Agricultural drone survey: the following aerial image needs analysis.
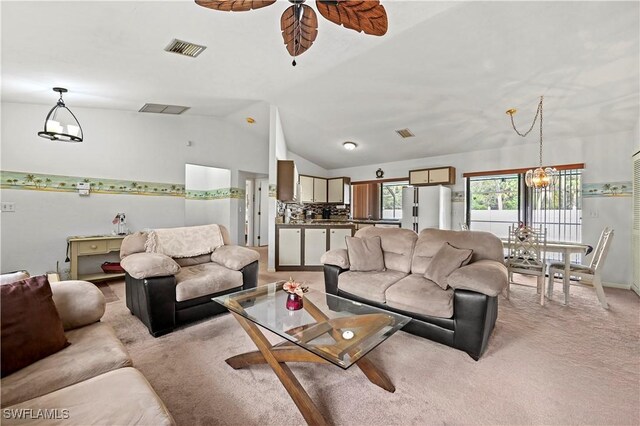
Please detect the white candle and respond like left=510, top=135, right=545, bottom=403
left=46, top=120, right=63, bottom=134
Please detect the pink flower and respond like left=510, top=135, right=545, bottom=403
left=283, top=279, right=308, bottom=297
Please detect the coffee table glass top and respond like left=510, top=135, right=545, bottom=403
left=213, top=282, right=410, bottom=369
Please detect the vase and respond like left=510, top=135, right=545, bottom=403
left=285, top=293, right=303, bottom=311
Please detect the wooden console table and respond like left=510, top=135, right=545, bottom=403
left=68, top=235, right=126, bottom=281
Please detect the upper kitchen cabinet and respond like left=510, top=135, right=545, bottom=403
left=277, top=160, right=299, bottom=202
left=409, top=166, right=456, bottom=186
left=327, top=177, right=351, bottom=204
left=299, top=175, right=328, bottom=203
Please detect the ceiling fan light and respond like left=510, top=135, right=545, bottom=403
left=343, top=141, right=357, bottom=150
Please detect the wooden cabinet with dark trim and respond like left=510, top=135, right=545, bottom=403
left=327, top=177, right=351, bottom=204
left=277, top=160, right=299, bottom=202
left=276, top=224, right=355, bottom=271
left=409, top=166, right=456, bottom=186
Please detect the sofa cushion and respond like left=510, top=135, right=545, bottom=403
left=354, top=227, right=418, bottom=274
left=211, top=246, right=260, bottom=270
left=338, top=270, right=407, bottom=304
left=2, top=368, right=175, bottom=426
left=385, top=274, right=454, bottom=318
left=1, top=276, right=69, bottom=378
left=412, top=229, right=504, bottom=275
left=51, top=280, right=105, bottom=331
left=175, top=263, right=243, bottom=302
left=0, top=270, right=29, bottom=285
left=423, top=242, right=473, bottom=290
left=121, top=253, right=181, bottom=279
left=447, top=259, right=508, bottom=297
left=0, top=322, right=132, bottom=408
left=174, top=254, right=212, bottom=267
left=119, top=231, right=148, bottom=259
left=345, top=236, right=385, bottom=272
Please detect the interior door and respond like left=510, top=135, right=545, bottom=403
left=254, top=178, right=269, bottom=246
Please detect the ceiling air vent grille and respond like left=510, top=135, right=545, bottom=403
left=164, top=39, right=206, bottom=58
left=139, top=104, right=190, bottom=115
left=395, top=128, right=415, bottom=138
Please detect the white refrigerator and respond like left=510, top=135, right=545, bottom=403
left=401, top=185, right=451, bottom=232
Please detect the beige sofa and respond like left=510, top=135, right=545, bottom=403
left=322, top=227, right=508, bottom=360
left=0, top=280, right=174, bottom=425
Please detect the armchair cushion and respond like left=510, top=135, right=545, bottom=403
left=424, top=242, right=473, bottom=290
left=345, top=236, right=385, bottom=272
left=121, top=253, right=180, bottom=280
left=210, top=246, right=260, bottom=271
left=0, top=270, right=30, bottom=285
left=320, top=249, right=350, bottom=269
left=119, top=231, right=148, bottom=259
left=51, top=280, right=105, bottom=331
left=1, top=276, right=69, bottom=378
left=447, top=259, right=508, bottom=297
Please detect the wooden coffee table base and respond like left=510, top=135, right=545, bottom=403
left=227, top=312, right=395, bottom=426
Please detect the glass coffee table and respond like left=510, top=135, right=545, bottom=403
left=213, top=281, right=410, bottom=425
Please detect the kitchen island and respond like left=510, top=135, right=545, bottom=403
left=275, top=219, right=401, bottom=271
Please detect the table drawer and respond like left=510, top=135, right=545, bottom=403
left=76, top=240, right=108, bottom=255
left=106, top=239, right=123, bottom=251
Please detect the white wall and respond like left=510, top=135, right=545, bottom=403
left=329, top=131, right=636, bottom=286
left=184, top=164, right=232, bottom=230
left=287, top=151, right=328, bottom=177
left=0, top=102, right=269, bottom=276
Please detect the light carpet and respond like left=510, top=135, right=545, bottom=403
left=102, top=248, right=639, bottom=425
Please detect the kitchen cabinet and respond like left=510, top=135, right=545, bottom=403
left=313, top=177, right=327, bottom=203
left=409, top=166, right=456, bottom=186
left=277, top=228, right=301, bottom=266
left=277, top=160, right=299, bottom=202
left=329, top=228, right=352, bottom=250
left=299, top=175, right=314, bottom=203
left=299, top=175, right=328, bottom=203
left=304, top=228, right=327, bottom=266
left=276, top=224, right=355, bottom=270
left=327, top=177, right=351, bottom=204
left=352, top=183, right=381, bottom=220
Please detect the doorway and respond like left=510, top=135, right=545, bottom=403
left=254, top=178, right=269, bottom=247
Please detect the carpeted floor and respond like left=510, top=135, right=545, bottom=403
left=101, top=247, right=640, bottom=425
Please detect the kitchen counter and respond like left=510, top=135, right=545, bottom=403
left=277, top=219, right=401, bottom=227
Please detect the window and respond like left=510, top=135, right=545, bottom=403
left=381, top=181, right=407, bottom=219
left=466, top=165, right=583, bottom=260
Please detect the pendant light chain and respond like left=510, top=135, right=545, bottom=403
left=539, top=96, right=543, bottom=167
left=508, top=96, right=543, bottom=138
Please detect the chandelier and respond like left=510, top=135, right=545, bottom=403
left=506, top=96, right=557, bottom=189
left=37, top=87, right=83, bottom=142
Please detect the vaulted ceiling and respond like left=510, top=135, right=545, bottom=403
left=2, top=1, right=638, bottom=169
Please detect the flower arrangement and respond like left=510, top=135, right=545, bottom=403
left=283, top=278, right=308, bottom=297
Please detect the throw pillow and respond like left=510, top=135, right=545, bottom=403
left=345, top=236, right=385, bottom=272
left=424, top=242, right=473, bottom=290
left=1, top=275, right=70, bottom=378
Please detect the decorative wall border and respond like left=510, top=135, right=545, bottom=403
left=582, top=181, right=632, bottom=198
left=1, top=170, right=244, bottom=200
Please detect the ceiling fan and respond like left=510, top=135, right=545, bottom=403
left=194, top=0, right=388, bottom=66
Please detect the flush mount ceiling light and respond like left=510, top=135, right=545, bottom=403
left=506, top=96, right=558, bottom=190
left=37, top=87, right=83, bottom=142
left=343, top=141, right=357, bottom=150
left=195, top=0, right=388, bottom=66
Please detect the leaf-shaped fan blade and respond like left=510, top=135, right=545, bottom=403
left=281, top=4, right=318, bottom=57
left=316, top=0, right=387, bottom=36
left=195, top=0, right=276, bottom=12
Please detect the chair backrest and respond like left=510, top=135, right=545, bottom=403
left=589, top=227, right=614, bottom=272
left=507, top=224, right=547, bottom=268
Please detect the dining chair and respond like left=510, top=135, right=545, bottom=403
left=505, top=224, right=547, bottom=305
left=547, top=227, right=614, bottom=309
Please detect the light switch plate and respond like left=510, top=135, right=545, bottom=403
left=1, top=202, right=16, bottom=212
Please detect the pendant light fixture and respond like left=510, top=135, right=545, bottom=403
left=506, top=96, right=557, bottom=189
left=38, top=87, right=83, bottom=142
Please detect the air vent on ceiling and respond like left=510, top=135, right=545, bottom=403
left=164, top=39, right=207, bottom=58
left=139, top=103, right=190, bottom=115
left=395, top=128, right=415, bottom=139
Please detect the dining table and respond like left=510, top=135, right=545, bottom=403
left=500, top=238, right=592, bottom=299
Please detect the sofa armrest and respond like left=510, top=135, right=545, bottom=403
left=320, top=249, right=350, bottom=269
left=240, top=261, right=259, bottom=290
left=211, top=246, right=260, bottom=271
left=323, top=264, right=349, bottom=295
left=446, top=260, right=508, bottom=297
left=51, top=280, right=106, bottom=331
left=121, top=253, right=180, bottom=279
